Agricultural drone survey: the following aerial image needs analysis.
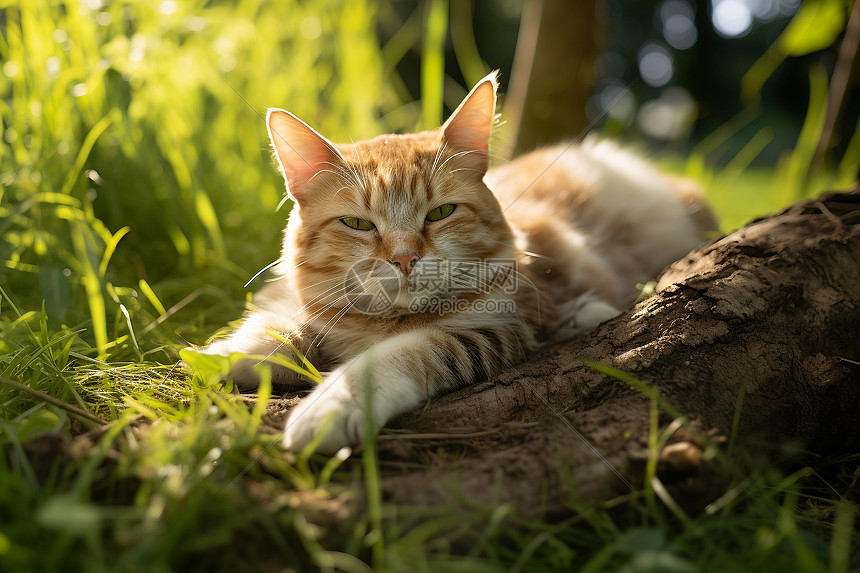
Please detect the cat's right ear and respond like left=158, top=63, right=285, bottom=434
left=267, top=109, right=343, bottom=202
left=441, top=70, right=499, bottom=173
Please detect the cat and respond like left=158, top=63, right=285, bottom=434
left=198, top=71, right=713, bottom=455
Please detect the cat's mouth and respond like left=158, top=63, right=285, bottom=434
left=340, top=256, right=515, bottom=317
left=342, top=258, right=461, bottom=316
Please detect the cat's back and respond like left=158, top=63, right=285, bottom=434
left=487, top=139, right=710, bottom=228
left=485, top=140, right=714, bottom=298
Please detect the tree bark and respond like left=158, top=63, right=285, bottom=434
left=364, top=189, right=860, bottom=517
left=503, top=0, right=598, bottom=157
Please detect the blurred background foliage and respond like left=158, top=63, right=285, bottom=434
left=0, top=0, right=859, bottom=569
left=1, top=0, right=858, bottom=361
left=1, top=0, right=409, bottom=364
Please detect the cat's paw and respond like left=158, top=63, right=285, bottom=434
left=551, top=295, right=622, bottom=342
left=282, top=348, right=425, bottom=455
left=574, top=298, right=621, bottom=330
left=282, top=372, right=373, bottom=455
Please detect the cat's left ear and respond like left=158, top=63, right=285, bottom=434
left=441, top=70, right=499, bottom=173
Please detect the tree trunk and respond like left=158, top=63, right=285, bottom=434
left=365, top=189, right=860, bottom=517
left=503, top=0, right=598, bottom=157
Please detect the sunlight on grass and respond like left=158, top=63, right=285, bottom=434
left=0, top=0, right=857, bottom=570
left=0, top=1, right=413, bottom=568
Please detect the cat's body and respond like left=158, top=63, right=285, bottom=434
left=200, top=73, right=713, bottom=454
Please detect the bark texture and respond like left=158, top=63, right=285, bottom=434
left=364, top=189, right=860, bottom=516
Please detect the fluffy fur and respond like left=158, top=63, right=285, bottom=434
left=200, top=72, right=713, bottom=454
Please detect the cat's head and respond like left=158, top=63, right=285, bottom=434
left=267, top=72, right=515, bottom=317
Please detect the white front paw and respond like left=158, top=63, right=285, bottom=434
left=282, top=372, right=374, bottom=455
left=282, top=347, right=426, bottom=455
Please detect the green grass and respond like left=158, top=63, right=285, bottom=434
left=1, top=0, right=858, bottom=571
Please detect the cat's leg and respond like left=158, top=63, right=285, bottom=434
left=195, top=310, right=317, bottom=390
left=198, top=313, right=286, bottom=389
left=283, top=325, right=519, bottom=454
left=192, top=281, right=319, bottom=389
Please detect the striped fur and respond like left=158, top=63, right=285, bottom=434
left=200, top=72, right=713, bottom=454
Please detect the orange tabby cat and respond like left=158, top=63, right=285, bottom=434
left=200, top=72, right=713, bottom=454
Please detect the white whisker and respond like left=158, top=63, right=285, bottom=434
left=433, top=149, right=482, bottom=180
left=351, top=140, right=369, bottom=191
left=428, top=140, right=449, bottom=185
left=314, top=296, right=361, bottom=348
left=307, top=280, right=368, bottom=347
left=447, top=167, right=483, bottom=176
left=291, top=268, right=378, bottom=336
left=244, top=257, right=284, bottom=288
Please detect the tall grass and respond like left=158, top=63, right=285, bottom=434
left=1, top=0, right=413, bottom=361
left=0, top=0, right=857, bottom=571
left=0, top=1, right=416, bottom=568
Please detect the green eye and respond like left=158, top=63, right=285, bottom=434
left=426, top=204, right=456, bottom=222
left=340, top=217, right=376, bottom=231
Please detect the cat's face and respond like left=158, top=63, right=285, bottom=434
left=268, top=73, right=514, bottom=317
left=288, top=133, right=514, bottom=315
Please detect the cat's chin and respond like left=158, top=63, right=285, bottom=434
left=375, top=294, right=423, bottom=317
left=390, top=291, right=463, bottom=317
left=347, top=291, right=454, bottom=318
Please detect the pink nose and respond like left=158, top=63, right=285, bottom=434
left=389, top=252, right=419, bottom=276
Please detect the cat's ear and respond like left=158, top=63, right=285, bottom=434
left=441, top=70, right=499, bottom=173
left=267, top=109, right=344, bottom=202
